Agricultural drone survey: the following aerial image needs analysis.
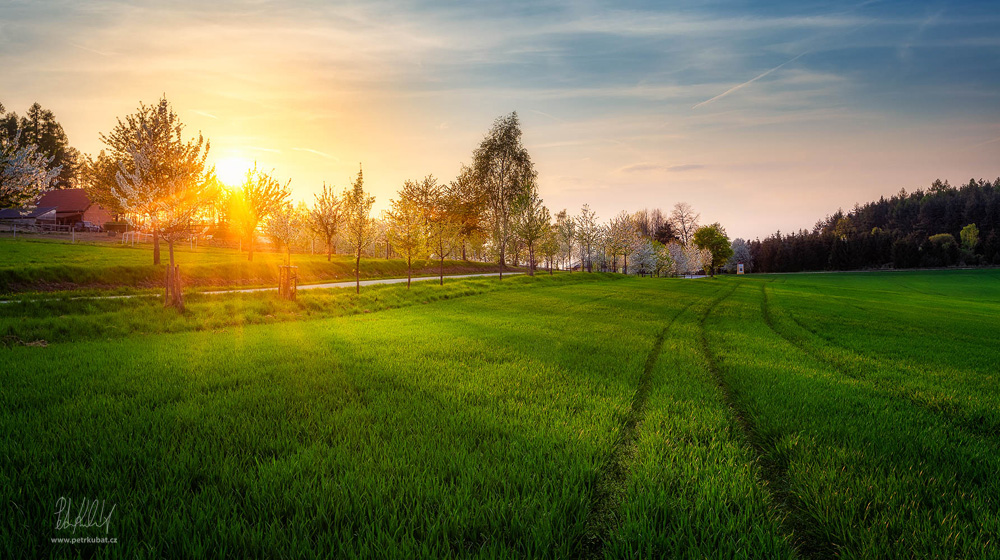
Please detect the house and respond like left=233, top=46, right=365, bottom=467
left=0, top=206, right=57, bottom=226
left=34, top=188, right=113, bottom=228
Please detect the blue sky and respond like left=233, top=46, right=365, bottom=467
left=1, top=0, right=998, bottom=238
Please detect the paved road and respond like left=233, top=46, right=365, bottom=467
left=0, top=272, right=521, bottom=304
left=206, top=272, right=520, bottom=295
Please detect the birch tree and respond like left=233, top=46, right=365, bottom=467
left=472, top=112, right=535, bottom=280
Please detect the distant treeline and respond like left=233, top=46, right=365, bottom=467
left=750, top=178, right=1000, bottom=272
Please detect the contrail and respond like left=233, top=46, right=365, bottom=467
left=692, top=52, right=808, bottom=109
left=293, top=147, right=337, bottom=160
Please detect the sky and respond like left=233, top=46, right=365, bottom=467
left=1, top=0, right=998, bottom=239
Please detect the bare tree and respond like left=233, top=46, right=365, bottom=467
left=236, top=165, right=290, bottom=262
left=472, top=112, right=535, bottom=280
left=342, top=165, right=375, bottom=294
left=671, top=202, right=700, bottom=244
left=309, top=182, right=342, bottom=261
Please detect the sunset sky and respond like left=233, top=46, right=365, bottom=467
left=2, top=0, right=998, bottom=239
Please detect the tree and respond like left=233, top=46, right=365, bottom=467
left=555, top=209, right=576, bottom=272
left=266, top=202, right=304, bottom=265
left=111, top=99, right=211, bottom=310
left=1, top=102, right=79, bottom=189
left=576, top=204, right=598, bottom=272
left=472, top=112, right=536, bottom=280
left=683, top=244, right=711, bottom=276
left=426, top=183, right=462, bottom=285
left=609, top=211, right=637, bottom=273
left=960, top=223, right=979, bottom=251
left=666, top=241, right=687, bottom=276
left=654, top=241, right=674, bottom=277
left=235, top=165, right=290, bottom=262
left=671, top=202, right=700, bottom=244
left=726, top=237, right=753, bottom=273
left=309, top=182, right=342, bottom=261
left=540, top=223, right=560, bottom=274
left=0, top=129, right=61, bottom=209
left=449, top=165, right=486, bottom=261
left=89, top=97, right=199, bottom=264
left=342, top=165, right=375, bottom=294
left=513, top=186, right=551, bottom=276
left=387, top=191, right=426, bottom=288
left=692, top=223, right=733, bottom=277
left=630, top=238, right=659, bottom=276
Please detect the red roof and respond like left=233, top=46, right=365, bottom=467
left=36, top=188, right=93, bottom=214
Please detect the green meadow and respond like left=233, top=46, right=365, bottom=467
left=2, top=269, right=998, bottom=558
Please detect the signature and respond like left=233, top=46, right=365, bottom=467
left=54, top=497, right=115, bottom=534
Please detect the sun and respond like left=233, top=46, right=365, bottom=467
left=214, top=157, right=253, bottom=187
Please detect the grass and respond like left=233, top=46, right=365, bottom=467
left=0, top=236, right=500, bottom=293
left=1, top=269, right=998, bottom=557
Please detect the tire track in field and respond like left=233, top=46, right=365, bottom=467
left=760, top=283, right=999, bottom=441
left=698, top=283, right=823, bottom=560
left=576, top=300, right=695, bottom=560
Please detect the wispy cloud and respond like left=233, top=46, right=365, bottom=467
left=619, top=163, right=706, bottom=174
left=191, top=110, right=219, bottom=119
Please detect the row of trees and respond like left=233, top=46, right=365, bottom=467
left=3, top=96, right=738, bottom=308
left=749, top=178, right=1000, bottom=272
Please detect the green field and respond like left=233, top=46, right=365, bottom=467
left=0, top=237, right=497, bottom=293
left=2, top=270, right=998, bottom=558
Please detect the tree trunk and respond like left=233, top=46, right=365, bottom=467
left=498, top=244, right=504, bottom=280
left=327, top=238, right=332, bottom=262
left=440, top=255, right=444, bottom=286
left=407, top=255, right=412, bottom=288
left=165, top=241, right=184, bottom=311
left=248, top=235, right=254, bottom=262
left=153, top=230, right=161, bottom=265
left=624, top=255, right=628, bottom=275
left=355, top=249, right=361, bottom=294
